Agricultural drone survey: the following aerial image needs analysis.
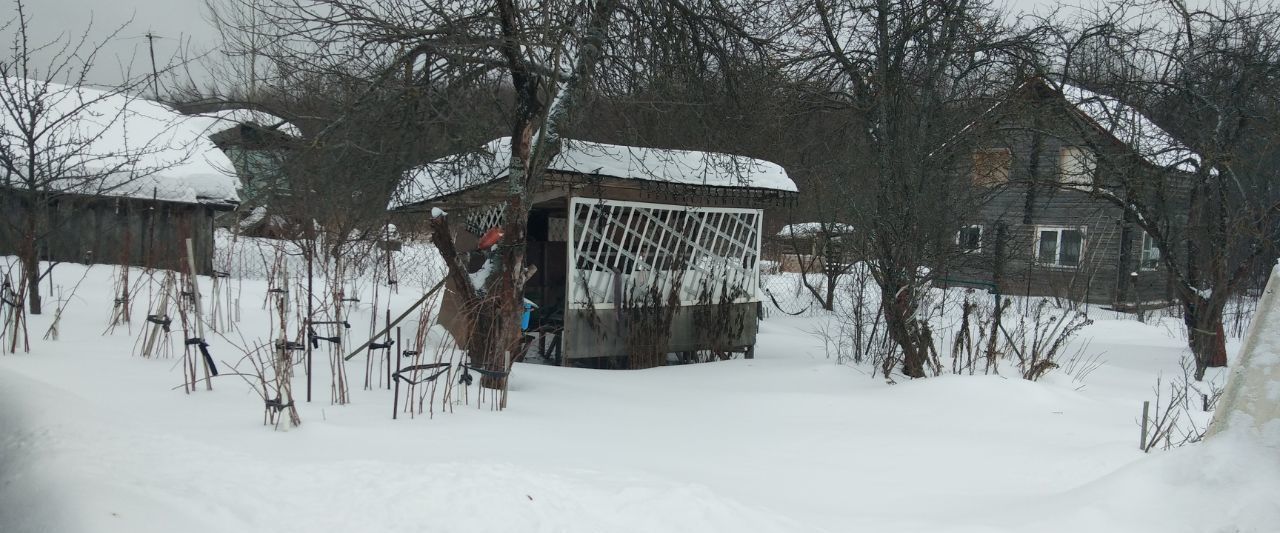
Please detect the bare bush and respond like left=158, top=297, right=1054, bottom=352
left=1001, top=299, right=1093, bottom=381
left=1139, top=355, right=1225, bottom=452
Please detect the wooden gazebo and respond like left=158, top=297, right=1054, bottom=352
left=390, top=138, right=796, bottom=362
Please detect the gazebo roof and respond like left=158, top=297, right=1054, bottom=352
left=390, top=137, right=796, bottom=210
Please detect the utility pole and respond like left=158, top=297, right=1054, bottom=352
left=144, top=32, right=160, bottom=99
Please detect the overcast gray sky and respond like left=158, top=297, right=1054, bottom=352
left=8, top=0, right=220, bottom=88
left=8, top=0, right=1225, bottom=89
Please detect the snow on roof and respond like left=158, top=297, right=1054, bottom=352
left=0, top=78, right=239, bottom=205
left=1058, top=82, right=1201, bottom=173
left=195, top=108, right=301, bottom=138
left=391, top=137, right=796, bottom=209
left=776, top=222, right=855, bottom=238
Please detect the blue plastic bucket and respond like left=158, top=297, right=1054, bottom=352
left=521, top=301, right=534, bottom=330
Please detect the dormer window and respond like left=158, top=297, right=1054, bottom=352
left=1059, top=146, right=1096, bottom=186
left=972, top=148, right=1011, bottom=187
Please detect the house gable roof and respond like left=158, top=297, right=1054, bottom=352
left=1056, top=82, right=1201, bottom=173
left=949, top=78, right=1204, bottom=175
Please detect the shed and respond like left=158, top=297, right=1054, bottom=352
left=770, top=222, right=857, bottom=274
left=0, top=79, right=240, bottom=274
left=391, top=137, right=796, bottom=362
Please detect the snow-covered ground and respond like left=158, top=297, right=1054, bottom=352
left=2, top=245, right=1278, bottom=533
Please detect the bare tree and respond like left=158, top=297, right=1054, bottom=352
left=787, top=0, right=1042, bottom=378
left=1052, top=0, right=1280, bottom=379
left=205, top=0, right=782, bottom=385
left=0, top=0, right=190, bottom=315
left=776, top=221, right=857, bottom=311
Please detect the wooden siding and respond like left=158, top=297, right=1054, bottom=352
left=943, top=89, right=1185, bottom=306
left=562, top=302, right=758, bottom=359
left=0, top=191, right=221, bottom=275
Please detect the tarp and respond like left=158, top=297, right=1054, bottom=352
left=1207, top=264, right=1280, bottom=446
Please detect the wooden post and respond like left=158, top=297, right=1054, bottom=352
left=385, top=309, right=392, bottom=390
left=393, top=326, right=402, bottom=420
left=386, top=220, right=395, bottom=294
left=273, top=341, right=285, bottom=429
left=141, top=274, right=173, bottom=357
left=1140, top=400, right=1150, bottom=451
left=185, top=238, right=212, bottom=389
left=501, top=350, right=510, bottom=409
left=306, top=246, right=313, bottom=403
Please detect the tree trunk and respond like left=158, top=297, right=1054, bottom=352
left=428, top=210, right=524, bottom=391
left=464, top=297, right=517, bottom=390
left=1184, top=296, right=1228, bottom=380
left=795, top=250, right=832, bottom=311
left=482, top=196, right=530, bottom=389
left=824, top=271, right=837, bottom=312
left=21, top=207, right=42, bottom=315
left=882, top=283, right=930, bottom=378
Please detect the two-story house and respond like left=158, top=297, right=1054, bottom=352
left=944, top=78, right=1196, bottom=308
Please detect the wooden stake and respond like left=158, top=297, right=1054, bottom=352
left=344, top=279, right=445, bottom=360
left=186, top=238, right=211, bottom=390
left=385, top=309, right=392, bottom=390
left=501, top=350, right=510, bottom=409
left=393, top=326, right=402, bottom=420
left=1140, top=400, right=1150, bottom=451
left=141, top=274, right=174, bottom=358
left=306, top=246, right=314, bottom=403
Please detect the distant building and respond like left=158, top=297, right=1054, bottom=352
left=0, top=81, right=240, bottom=274
left=768, top=222, right=857, bottom=274
left=202, top=111, right=297, bottom=210
left=941, top=78, right=1196, bottom=308
left=196, top=110, right=299, bottom=238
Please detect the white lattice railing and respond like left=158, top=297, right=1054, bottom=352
left=567, top=197, right=762, bottom=310
left=463, top=203, right=506, bottom=235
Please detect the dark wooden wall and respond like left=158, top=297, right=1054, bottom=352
left=943, top=90, right=1185, bottom=306
left=0, top=191, right=220, bottom=275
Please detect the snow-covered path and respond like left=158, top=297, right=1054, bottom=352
left=2, top=262, right=1278, bottom=532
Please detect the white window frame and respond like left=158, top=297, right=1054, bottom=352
left=955, top=224, right=984, bottom=253
left=1059, top=146, right=1096, bottom=186
left=1139, top=231, right=1161, bottom=271
left=1034, top=226, right=1087, bottom=268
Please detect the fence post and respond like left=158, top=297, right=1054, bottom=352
left=1140, top=400, right=1150, bottom=451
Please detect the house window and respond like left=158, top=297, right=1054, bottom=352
left=956, top=225, right=983, bottom=253
left=972, top=148, right=1011, bottom=186
left=1035, top=227, right=1085, bottom=268
left=1059, top=147, right=1096, bottom=186
left=1140, top=232, right=1161, bottom=270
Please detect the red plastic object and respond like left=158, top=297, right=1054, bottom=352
left=477, top=227, right=504, bottom=250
